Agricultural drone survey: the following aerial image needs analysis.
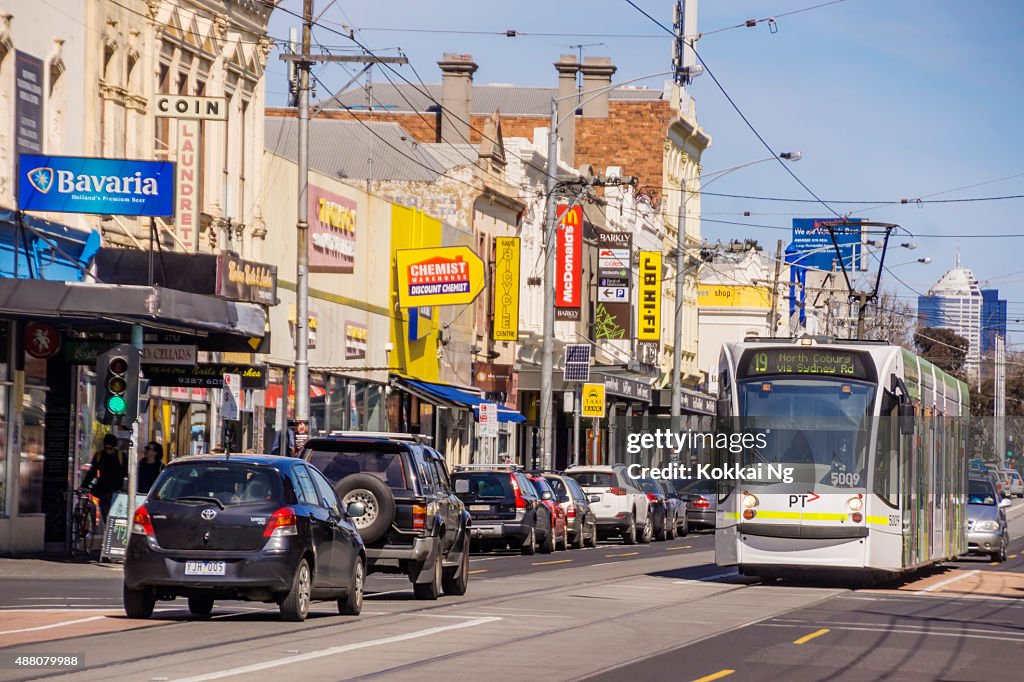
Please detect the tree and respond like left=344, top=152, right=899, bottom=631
left=914, top=326, right=969, bottom=378
left=861, top=290, right=915, bottom=348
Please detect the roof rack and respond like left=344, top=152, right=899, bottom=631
left=452, top=463, right=523, bottom=472
left=326, top=430, right=433, bottom=444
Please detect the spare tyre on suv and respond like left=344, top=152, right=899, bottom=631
left=300, top=433, right=471, bottom=600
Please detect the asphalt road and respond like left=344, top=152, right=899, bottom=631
left=0, top=503, right=1021, bottom=682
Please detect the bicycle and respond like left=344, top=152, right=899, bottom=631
left=70, top=489, right=100, bottom=556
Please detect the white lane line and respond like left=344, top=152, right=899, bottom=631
left=170, top=616, right=501, bottom=682
left=458, top=612, right=573, bottom=619
left=469, top=555, right=519, bottom=563
left=672, top=572, right=739, bottom=584
left=364, top=589, right=408, bottom=597
left=758, top=622, right=1024, bottom=643
left=915, top=570, right=980, bottom=594
left=16, top=597, right=114, bottom=600
left=0, top=615, right=105, bottom=635
left=772, top=618, right=1024, bottom=636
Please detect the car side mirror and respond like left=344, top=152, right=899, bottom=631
left=589, top=494, right=601, bottom=503
left=540, top=491, right=553, bottom=501
left=899, top=403, right=915, bottom=436
left=999, top=498, right=1012, bottom=509
left=347, top=501, right=366, bottom=518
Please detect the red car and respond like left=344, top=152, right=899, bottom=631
left=525, top=474, right=569, bottom=552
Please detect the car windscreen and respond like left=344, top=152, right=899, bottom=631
left=450, top=472, right=513, bottom=500
left=306, top=444, right=410, bottom=491
left=546, top=477, right=567, bottom=497
left=567, top=472, right=616, bottom=488
left=151, top=463, right=283, bottom=506
left=968, top=479, right=996, bottom=505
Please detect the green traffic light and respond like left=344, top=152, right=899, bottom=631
left=107, top=395, right=127, bottom=415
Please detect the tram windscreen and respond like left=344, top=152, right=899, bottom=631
left=738, top=378, right=875, bottom=488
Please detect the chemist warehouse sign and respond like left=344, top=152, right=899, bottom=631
left=395, top=246, right=486, bottom=308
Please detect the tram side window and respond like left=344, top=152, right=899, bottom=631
left=873, top=392, right=900, bottom=508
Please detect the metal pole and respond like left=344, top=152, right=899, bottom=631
left=125, top=324, right=143, bottom=549
left=671, top=180, right=688, bottom=429
left=294, top=0, right=313, bottom=435
left=572, top=384, right=581, bottom=467
left=539, top=98, right=560, bottom=470
left=769, top=239, right=783, bottom=334
left=995, top=335, right=1006, bottom=468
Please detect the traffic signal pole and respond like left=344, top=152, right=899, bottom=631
left=126, top=324, right=143, bottom=549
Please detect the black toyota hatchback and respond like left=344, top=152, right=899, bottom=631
left=123, top=455, right=366, bottom=622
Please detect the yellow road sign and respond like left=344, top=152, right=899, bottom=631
left=395, top=246, right=486, bottom=308
left=581, top=383, right=606, bottom=418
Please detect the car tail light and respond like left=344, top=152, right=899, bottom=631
left=851, top=512, right=863, bottom=523
left=692, top=496, right=711, bottom=509
left=412, top=503, right=427, bottom=530
left=646, top=493, right=659, bottom=502
left=510, top=476, right=526, bottom=509
left=567, top=505, right=576, bottom=518
left=609, top=487, right=627, bottom=496
left=131, top=505, right=155, bottom=537
left=263, top=507, right=298, bottom=538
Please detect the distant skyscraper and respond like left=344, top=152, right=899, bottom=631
left=981, top=289, right=1008, bottom=355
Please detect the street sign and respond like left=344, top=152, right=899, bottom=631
left=598, top=286, right=629, bottom=303
left=153, top=95, right=227, bottom=121
left=563, top=344, right=592, bottom=382
left=221, top=373, right=241, bottom=421
left=479, top=402, right=499, bottom=437
left=599, top=276, right=630, bottom=288
left=581, top=383, right=606, bottom=418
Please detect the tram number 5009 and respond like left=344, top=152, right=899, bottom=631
left=830, top=472, right=861, bottom=487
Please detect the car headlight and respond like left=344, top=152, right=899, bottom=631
left=742, top=493, right=759, bottom=509
left=974, top=520, right=1000, bottom=532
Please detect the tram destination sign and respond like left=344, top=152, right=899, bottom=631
left=739, top=348, right=874, bottom=382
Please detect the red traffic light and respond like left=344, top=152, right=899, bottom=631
left=109, top=357, right=128, bottom=375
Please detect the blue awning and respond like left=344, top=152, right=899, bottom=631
left=0, top=210, right=100, bottom=282
left=399, top=378, right=526, bottom=423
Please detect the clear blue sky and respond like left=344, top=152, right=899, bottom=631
left=266, top=1, right=1024, bottom=344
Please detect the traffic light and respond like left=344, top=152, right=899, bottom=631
left=95, top=344, right=141, bottom=425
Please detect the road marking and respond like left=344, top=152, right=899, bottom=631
left=1010, top=554, right=1018, bottom=559
left=915, top=569, right=979, bottom=594
left=666, top=545, right=693, bottom=551
left=532, top=559, right=573, bottom=566
left=793, top=628, right=830, bottom=644
left=760, top=622, right=1024, bottom=643
left=990, top=561, right=999, bottom=565
left=365, top=589, right=408, bottom=598
left=605, top=552, right=639, bottom=557
left=170, top=616, right=502, bottom=682
left=468, top=569, right=488, bottom=575
left=0, top=615, right=105, bottom=636
left=672, top=571, right=739, bottom=584
left=690, top=670, right=735, bottom=682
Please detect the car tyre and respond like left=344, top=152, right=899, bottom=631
left=413, top=552, right=443, bottom=600
left=280, top=558, right=312, bottom=621
left=442, top=541, right=470, bottom=596
left=572, top=521, right=585, bottom=549
left=539, top=522, right=555, bottom=554
left=667, top=514, right=678, bottom=540
left=586, top=520, right=598, bottom=547
left=622, top=514, right=637, bottom=545
left=338, top=557, right=364, bottom=615
left=123, top=583, right=155, bottom=620
left=335, top=474, right=395, bottom=545
left=679, top=515, right=689, bottom=537
left=521, top=524, right=537, bottom=556
left=187, top=595, right=214, bottom=616
left=639, top=515, right=653, bottom=544
left=655, top=511, right=668, bottom=541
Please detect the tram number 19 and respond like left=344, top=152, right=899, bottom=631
left=830, top=472, right=861, bottom=487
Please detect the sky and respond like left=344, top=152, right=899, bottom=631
left=266, top=0, right=1024, bottom=345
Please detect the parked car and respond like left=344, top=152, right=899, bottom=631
left=565, top=464, right=651, bottom=544
left=966, top=476, right=1012, bottom=562
left=657, top=479, right=688, bottom=537
left=300, top=432, right=471, bottom=600
left=1005, top=469, right=1024, bottom=498
left=450, top=466, right=547, bottom=555
left=629, top=475, right=672, bottom=541
left=123, top=454, right=366, bottom=622
left=676, top=478, right=717, bottom=530
left=539, top=471, right=598, bottom=549
left=524, top=473, right=569, bottom=552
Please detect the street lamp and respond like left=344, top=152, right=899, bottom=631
left=670, top=151, right=801, bottom=425
left=539, top=71, right=672, bottom=470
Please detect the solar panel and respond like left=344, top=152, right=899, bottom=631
left=563, top=344, right=592, bottom=382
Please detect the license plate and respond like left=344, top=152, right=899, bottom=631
left=184, top=561, right=226, bottom=576
left=469, top=504, right=492, bottom=512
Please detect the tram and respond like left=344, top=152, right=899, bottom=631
left=714, top=336, right=969, bottom=580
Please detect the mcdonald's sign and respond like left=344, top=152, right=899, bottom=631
left=555, top=204, right=583, bottom=320
left=637, top=251, right=662, bottom=341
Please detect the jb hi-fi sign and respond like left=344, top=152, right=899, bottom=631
left=555, top=204, right=582, bottom=320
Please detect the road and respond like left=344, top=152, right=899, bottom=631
left=0, top=502, right=1022, bottom=682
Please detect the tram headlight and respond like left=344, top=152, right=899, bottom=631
left=742, top=493, right=759, bottom=509
left=974, top=520, right=1000, bottom=532
left=846, top=497, right=863, bottom=512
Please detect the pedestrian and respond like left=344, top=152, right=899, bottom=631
left=211, top=445, right=225, bottom=454
left=270, top=425, right=295, bottom=456
left=81, top=434, right=125, bottom=522
left=138, top=442, right=164, bottom=494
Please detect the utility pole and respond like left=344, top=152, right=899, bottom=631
left=539, top=100, right=559, bottom=470
left=768, top=239, right=783, bottom=334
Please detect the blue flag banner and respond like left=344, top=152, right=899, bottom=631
left=18, top=154, right=175, bottom=217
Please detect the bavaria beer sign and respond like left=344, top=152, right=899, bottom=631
left=395, top=246, right=486, bottom=307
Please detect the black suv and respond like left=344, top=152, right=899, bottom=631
left=450, top=466, right=550, bottom=554
left=123, top=455, right=366, bottom=622
left=300, top=432, right=471, bottom=600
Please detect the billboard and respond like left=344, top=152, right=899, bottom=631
left=18, top=154, right=175, bottom=217
left=637, top=251, right=662, bottom=341
left=790, top=218, right=862, bottom=271
left=309, top=184, right=357, bottom=273
left=14, top=51, right=44, bottom=155
left=555, top=204, right=582, bottom=320
left=492, top=237, right=520, bottom=341
left=395, top=246, right=486, bottom=308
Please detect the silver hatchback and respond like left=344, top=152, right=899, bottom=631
left=966, top=477, right=1012, bottom=562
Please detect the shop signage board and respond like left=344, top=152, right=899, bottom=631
left=100, top=493, right=147, bottom=561
left=309, top=184, right=357, bottom=273
left=791, top=218, right=862, bottom=271
left=492, top=237, right=520, bottom=341
left=345, top=322, right=368, bottom=359
left=479, top=402, right=499, bottom=437
left=597, top=231, right=632, bottom=287
left=473, top=362, right=513, bottom=393
left=581, top=383, right=606, bottom=418
left=175, top=119, right=200, bottom=251
left=18, top=154, right=175, bottom=217
left=153, top=95, right=227, bottom=121
left=144, top=363, right=267, bottom=389
left=14, top=51, right=44, bottom=155
left=555, top=204, right=583, bottom=320
left=395, top=246, right=486, bottom=308
left=595, top=302, right=630, bottom=340
left=215, top=253, right=278, bottom=305
left=221, top=373, right=241, bottom=420
left=637, top=251, right=662, bottom=341
left=141, top=344, right=196, bottom=366
left=597, top=286, right=628, bottom=303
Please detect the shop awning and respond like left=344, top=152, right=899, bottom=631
left=397, top=377, right=526, bottom=423
left=263, top=383, right=327, bottom=409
